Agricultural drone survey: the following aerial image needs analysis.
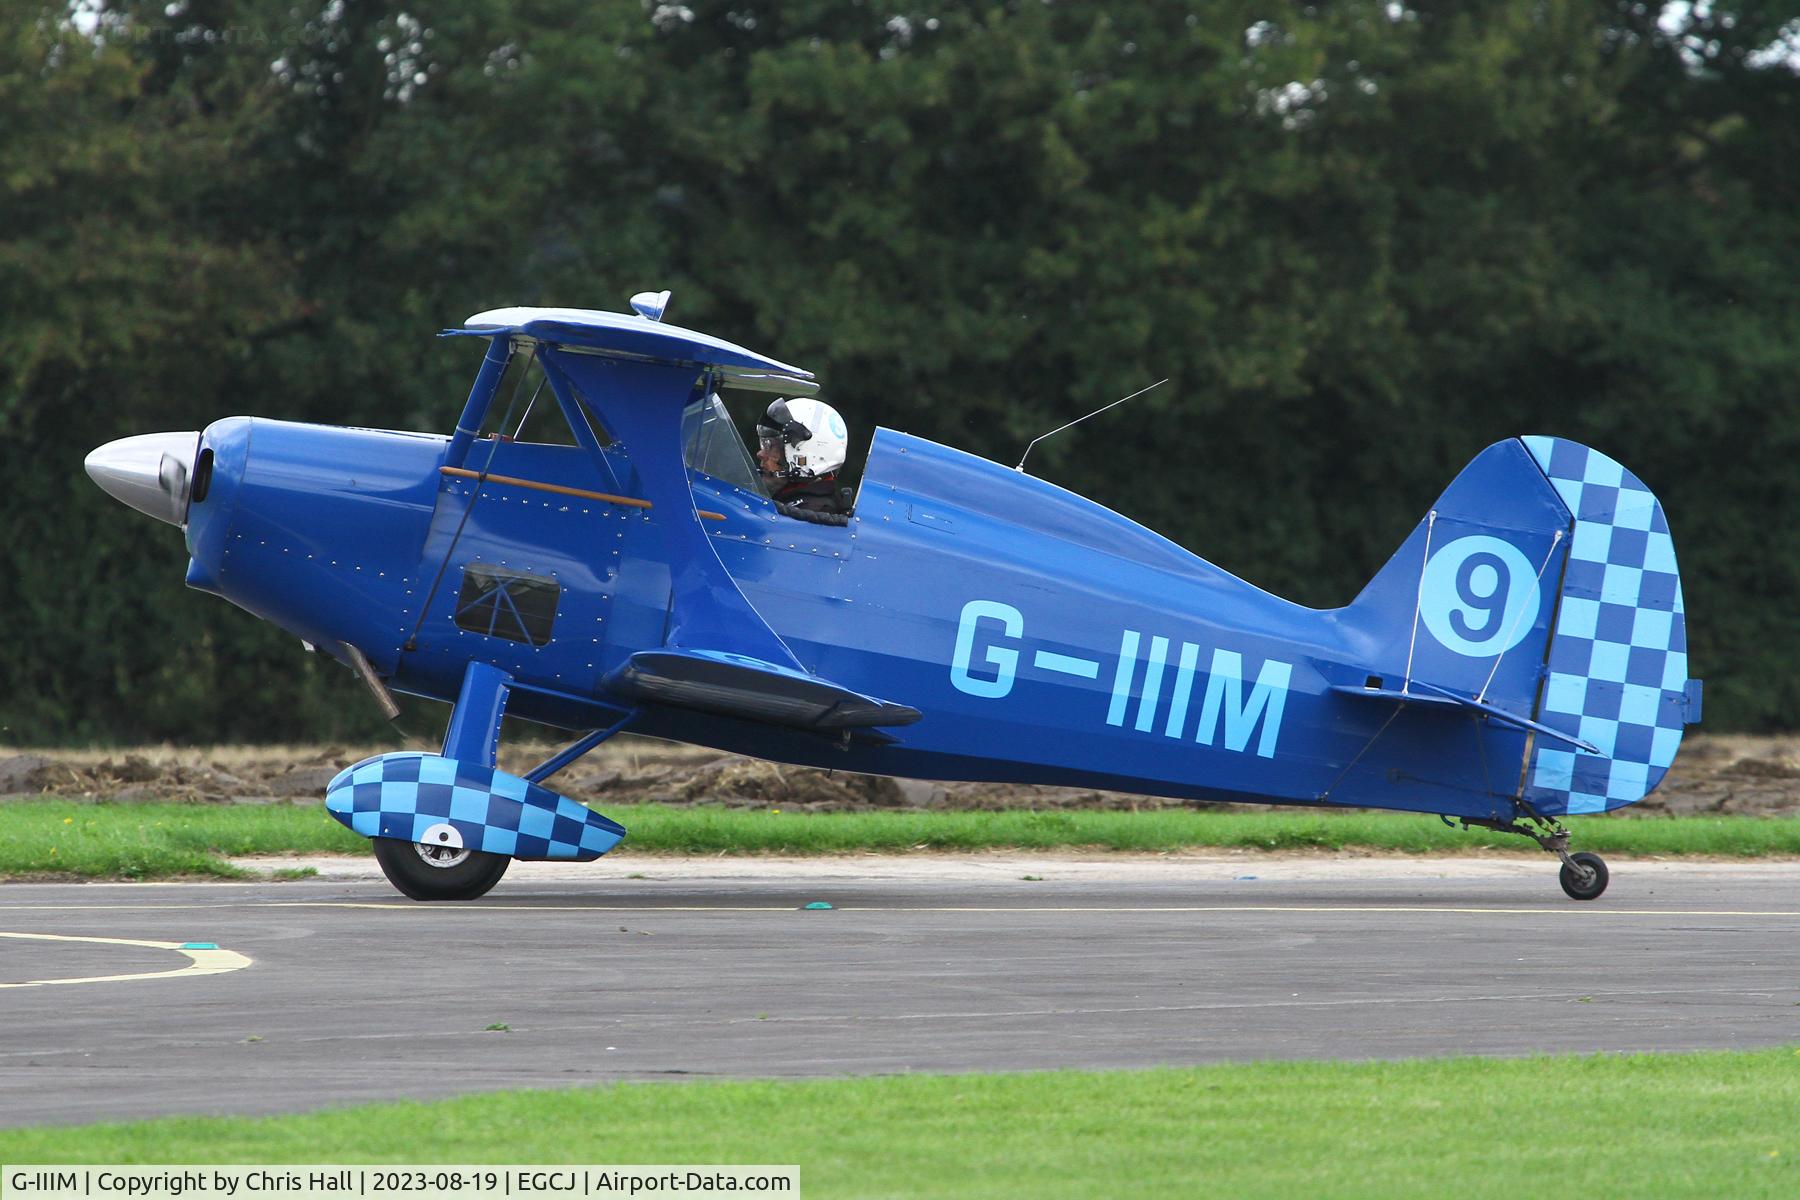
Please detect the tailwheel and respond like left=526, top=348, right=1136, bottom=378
left=1451, top=809, right=1611, bottom=902
left=372, top=836, right=510, bottom=901
left=1558, top=851, right=1609, bottom=902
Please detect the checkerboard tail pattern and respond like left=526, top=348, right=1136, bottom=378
left=1521, top=437, right=1700, bottom=816
left=324, top=752, right=627, bottom=860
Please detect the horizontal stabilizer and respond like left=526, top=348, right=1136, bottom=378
left=605, top=649, right=922, bottom=731
left=1331, top=682, right=1601, bottom=755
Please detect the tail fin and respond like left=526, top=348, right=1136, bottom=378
left=1341, top=437, right=1700, bottom=815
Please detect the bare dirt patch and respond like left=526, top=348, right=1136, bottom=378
left=2, top=733, right=1796, bottom=817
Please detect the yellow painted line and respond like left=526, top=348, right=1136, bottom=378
left=0, top=931, right=252, bottom=989
left=1, top=902, right=1799, bottom=918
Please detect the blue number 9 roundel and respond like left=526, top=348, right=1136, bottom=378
left=1419, top=535, right=1541, bottom=658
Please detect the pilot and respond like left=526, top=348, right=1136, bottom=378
left=757, top=397, right=852, bottom=517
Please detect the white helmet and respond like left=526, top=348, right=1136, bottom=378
left=758, top=397, right=848, bottom=479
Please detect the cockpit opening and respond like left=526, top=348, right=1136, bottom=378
left=683, top=391, right=855, bottom=525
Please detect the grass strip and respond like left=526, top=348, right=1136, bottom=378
left=0, top=1051, right=1796, bottom=1197
left=5, top=800, right=1800, bottom=879
left=0, top=802, right=366, bottom=878
left=613, top=805, right=1800, bottom=856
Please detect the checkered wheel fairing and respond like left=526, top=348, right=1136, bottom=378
left=325, top=753, right=626, bottom=860
left=1520, top=437, right=1700, bottom=816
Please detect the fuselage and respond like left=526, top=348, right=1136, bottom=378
left=174, top=413, right=1526, bottom=821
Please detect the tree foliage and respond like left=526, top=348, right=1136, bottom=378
left=2, top=0, right=1795, bottom=742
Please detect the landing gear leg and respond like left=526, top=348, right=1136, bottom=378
left=1453, top=810, right=1610, bottom=901
left=441, top=661, right=512, bottom=767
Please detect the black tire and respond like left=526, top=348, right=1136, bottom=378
left=1558, top=851, right=1609, bottom=901
left=372, top=836, right=510, bottom=901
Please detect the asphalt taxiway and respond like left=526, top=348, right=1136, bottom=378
left=3, top=854, right=1798, bottom=1127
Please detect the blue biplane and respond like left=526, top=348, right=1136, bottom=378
left=87, top=293, right=1701, bottom=901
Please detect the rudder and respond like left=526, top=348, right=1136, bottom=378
left=1518, top=437, right=1701, bottom=814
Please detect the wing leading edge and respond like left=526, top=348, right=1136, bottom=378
left=449, top=306, right=818, bottom=397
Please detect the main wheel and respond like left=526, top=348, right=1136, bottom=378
left=1558, top=851, right=1609, bottom=901
left=372, top=836, right=510, bottom=901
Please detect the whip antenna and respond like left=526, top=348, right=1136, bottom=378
left=1014, top=378, right=1168, bottom=473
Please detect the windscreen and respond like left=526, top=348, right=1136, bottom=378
left=682, top=394, right=762, bottom=494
